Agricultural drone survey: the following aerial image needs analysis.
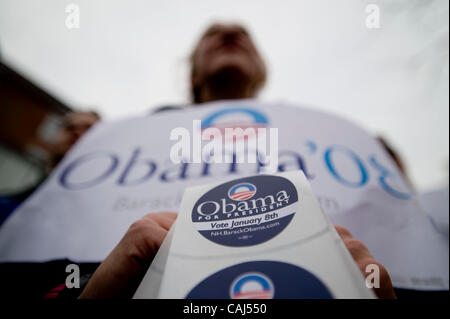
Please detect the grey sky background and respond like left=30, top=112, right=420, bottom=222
left=0, top=0, right=448, bottom=192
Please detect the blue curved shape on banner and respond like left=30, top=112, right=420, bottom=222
left=201, top=108, right=269, bottom=129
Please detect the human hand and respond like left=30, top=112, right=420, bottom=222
left=79, top=214, right=395, bottom=299
left=79, top=212, right=177, bottom=299
left=335, top=225, right=396, bottom=299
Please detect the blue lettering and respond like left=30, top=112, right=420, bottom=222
left=160, top=162, right=189, bottom=182
left=369, top=155, right=411, bottom=199
left=117, top=148, right=157, bottom=186
left=324, top=146, right=368, bottom=187
left=59, top=152, right=119, bottom=190
left=277, top=150, right=314, bottom=179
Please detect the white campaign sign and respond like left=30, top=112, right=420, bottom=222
left=0, top=100, right=447, bottom=290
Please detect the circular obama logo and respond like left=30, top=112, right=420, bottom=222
left=228, top=183, right=257, bottom=201
left=186, top=261, right=333, bottom=299
left=191, top=175, right=298, bottom=247
left=229, top=272, right=274, bottom=299
left=201, top=107, right=269, bottom=142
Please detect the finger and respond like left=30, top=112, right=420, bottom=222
left=343, top=238, right=373, bottom=262
left=155, top=212, right=177, bottom=230
left=142, top=212, right=177, bottom=230
left=334, top=225, right=353, bottom=240
left=79, top=225, right=168, bottom=299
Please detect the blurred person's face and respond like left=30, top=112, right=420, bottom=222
left=191, top=23, right=267, bottom=102
left=54, top=112, right=99, bottom=157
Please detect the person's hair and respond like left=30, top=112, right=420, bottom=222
left=65, top=110, right=101, bottom=120
left=77, top=110, right=101, bottom=120
left=86, top=110, right=101, bottom=120
left=377, top=136, right=406, bottom=175
left=189, top=52, right=202, bottom=104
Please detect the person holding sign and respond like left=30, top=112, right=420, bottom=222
left=77, top=23, right=396, bottom=299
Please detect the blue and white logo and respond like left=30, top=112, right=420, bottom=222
left=228, top=183, right=257, bottom=201
left=230, top=273, right=274, bottom=299
left=201, top=108, right=269, bottom=142
left=201, top=108, right=268, bottom=133
left=192, top=175, right=299, bottom=247
left=186, top=261, right=334, bottom=299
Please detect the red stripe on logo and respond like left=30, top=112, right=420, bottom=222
left=232, top=291, right=272, bottom=299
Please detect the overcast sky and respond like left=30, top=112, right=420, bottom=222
left=0, top=0, right=448, bottom=191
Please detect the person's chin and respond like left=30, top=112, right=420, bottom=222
left=213, top=59, right=252, bottom=78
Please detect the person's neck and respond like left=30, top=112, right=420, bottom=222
left=198, top=69, right=256, bottom=103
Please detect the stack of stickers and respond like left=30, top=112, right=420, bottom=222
left=134, top=171, right=375, bottom=299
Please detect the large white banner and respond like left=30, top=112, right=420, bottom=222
left=0, top=100, right=447, bottom=290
